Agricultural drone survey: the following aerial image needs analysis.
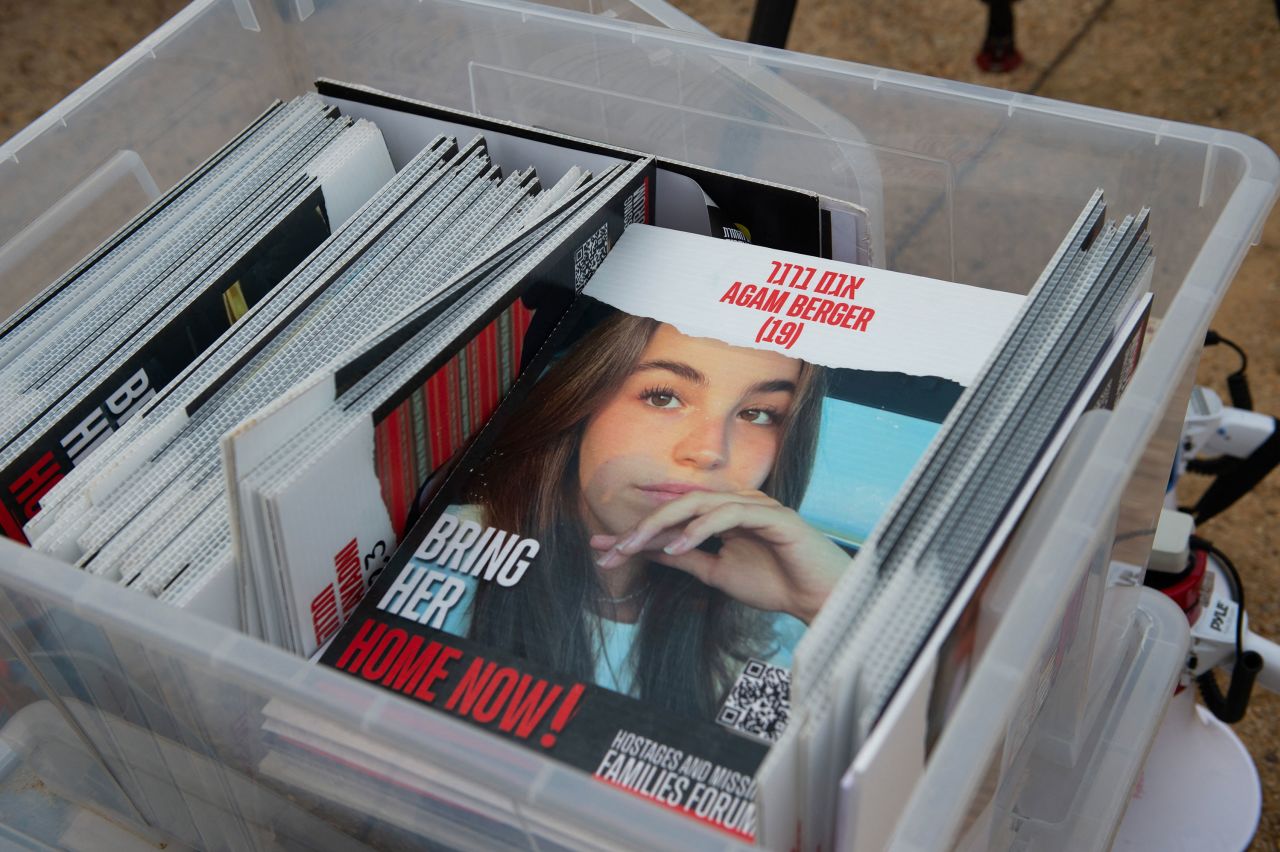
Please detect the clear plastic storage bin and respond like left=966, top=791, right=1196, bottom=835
left=0, top=0, right=1275, bottom=849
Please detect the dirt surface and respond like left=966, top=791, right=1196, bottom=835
left=1, top=0, right=1276, bottom=847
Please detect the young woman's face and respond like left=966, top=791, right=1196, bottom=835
left=577, top=323, right=802, bottom=537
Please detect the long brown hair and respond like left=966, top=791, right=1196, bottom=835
left=466, top=311, right=826, bottom=718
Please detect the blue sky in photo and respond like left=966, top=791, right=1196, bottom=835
left=798, top=397, right=941, bottom=547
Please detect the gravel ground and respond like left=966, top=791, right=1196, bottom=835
left=1, top=0, right=1276, bottom=847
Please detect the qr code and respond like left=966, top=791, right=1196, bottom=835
left=623, top=181, right=647, bottom=226
left=573, top=223, right=609, bottom=291
left=716, top=659, right=790, bottom=743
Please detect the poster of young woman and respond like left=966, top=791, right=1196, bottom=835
left=322, top=224, right=1024, bottom=839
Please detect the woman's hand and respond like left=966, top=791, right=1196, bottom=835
left=589, top=490, right=851, bottom=624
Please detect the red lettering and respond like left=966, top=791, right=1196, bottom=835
left=311, top=585, right=340, bottom=646
left=786, top=295, right=808, bottom=318
left=414, top=644, right=463, bottom=702
left=839, top=275, right=865, bottom=299
left=719, top=282, right=742, bottom=305
left=852, top=307, right=875, bottom=331
left=334, top=538, right=363, bottom=614
left=444, top=659, right=497, bottom=713
left=361, top=627, right=409, bottom=681
left=763, top=288, right=788, bottom=314
left=811, top=299, right=834, bottom=324
left=473, top=666, right=520, bottom=723
left=10, top=452, right=63, bottom=519
left=539, top=683, right=585, bottom=748
left=380, top=636, right=441, bottom=692
left=334, top=618, right=385, bottom=671
left=0, top=502, right=26, bottom=543
left=499, top=677, right=563, bottom=738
